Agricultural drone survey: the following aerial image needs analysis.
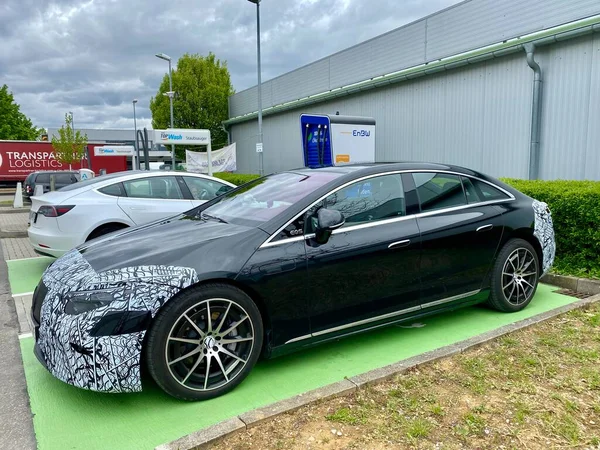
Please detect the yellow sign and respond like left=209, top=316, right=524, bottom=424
left=336, top=154, right=350, bottom=163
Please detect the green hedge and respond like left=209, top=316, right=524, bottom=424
left=214, top=172, right=261, bottom=186
left=502, top=178, right=600, bottom=279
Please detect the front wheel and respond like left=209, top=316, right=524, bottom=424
left=145, top=283, right=263, bottom=401
left=488, top=238, right=540, bottom=312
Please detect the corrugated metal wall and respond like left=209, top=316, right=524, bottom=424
left=538, top=33, right=600, bottom=180
left=229, top=0, right=600, bottom=118
left=230, top=33, right=600, bottom=180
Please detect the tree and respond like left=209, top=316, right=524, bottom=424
left=0, top=84, right=42, bottom=140
left=51, top=114, right=88, bottom=168
left=149, top=53, right=234, bottom=159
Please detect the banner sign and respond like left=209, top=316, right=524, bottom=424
left=94, top=146, right=135, bottom=156
left=186, top=143, right=236, bottom=173
left=154, top=129, right=210, bottom=145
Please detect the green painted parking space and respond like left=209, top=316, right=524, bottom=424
left=19, top=283, right=575, bottom=450
left=7, top=256, right=53, bottom=295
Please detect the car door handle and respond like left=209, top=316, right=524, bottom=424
left=129, top=206, right=147, bottom=210
left=476, top=224, right=493, bottom=232
left=388, top=239, right=410, bottom=249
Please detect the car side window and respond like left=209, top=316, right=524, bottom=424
left=36, top=173, right=50, bottom=183
left=55, top=173, right=74, bottom=184
left=123, top=176, right=183, bottom=199
left=99, top=183, right=125, bottom=197
left=320, top=174, right=406, bottom=228
left=183, top=177, right=233, bottom=201
left=462, top=176, right=511, bottom=203
left=412, top=172, right=466, bottom=212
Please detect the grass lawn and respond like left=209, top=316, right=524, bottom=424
left=215, top=301, right=600, bottom=450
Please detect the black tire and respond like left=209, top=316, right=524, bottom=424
left=145, top=283, right=263, bottom=401
left=86, top=223, right=128, bottom=241
left=488, top=238, right=540, bottom=312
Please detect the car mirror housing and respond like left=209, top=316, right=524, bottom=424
left=315, top=208, right=345, bottom=244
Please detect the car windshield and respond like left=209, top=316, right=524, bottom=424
left=197, top=171, right=340, bottom=227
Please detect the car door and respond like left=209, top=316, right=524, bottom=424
left=181, top=176, right=234, bottom=207
left=117, top=176, right=194, bottom=224
left=305, top=173, right=422, bottom=337
left=412, top=172, right=505, bottom=305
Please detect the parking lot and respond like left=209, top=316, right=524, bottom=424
left=1, top=229, right=582, bottom=449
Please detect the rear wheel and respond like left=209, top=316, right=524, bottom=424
left=488, top=238, right=539, bottom=312
left=145, top=283, right=263, bottom=401
left=86, top=223, right=128, bottom=241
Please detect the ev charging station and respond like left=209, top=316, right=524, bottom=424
left=300, top=114, right=376, bottom=168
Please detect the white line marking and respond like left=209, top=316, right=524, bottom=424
left=6, top=256, right=50, bottom=263
left=13, top=291, right=34, bottom=297
left=18, top=332, right=33, bottom=340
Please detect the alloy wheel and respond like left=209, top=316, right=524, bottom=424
left=501, top=248, right=538, bottom=306
left=165, top=298, right=255, bottom=391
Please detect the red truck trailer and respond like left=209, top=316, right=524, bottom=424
left=0, top=141, right=127, bottom=183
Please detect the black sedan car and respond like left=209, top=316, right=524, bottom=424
left=31, top=163, right=555, bottom=401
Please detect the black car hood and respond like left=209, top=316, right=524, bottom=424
left=78, top=214, right=268, bottom=276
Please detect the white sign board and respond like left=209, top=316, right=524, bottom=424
left=94, top=146, right=135, bottom=156
left=79, top=169, right=95, bottom=180
left=329, top=123, right=376, bottom=165
left=256, top=142, right=263, bottom=153
left=154, top=129, right=210, bottom=145
left=186, top=143, right=237, bottom=173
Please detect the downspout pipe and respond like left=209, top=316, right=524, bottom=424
left=524, top=42, right=542, bottom=180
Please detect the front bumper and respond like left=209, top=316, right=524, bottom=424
left=532, top=200, right=556, bottom=276
left=31, top=249, right=199, bottom=394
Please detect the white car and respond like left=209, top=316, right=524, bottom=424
left=27, top=171, right=236, bottom=258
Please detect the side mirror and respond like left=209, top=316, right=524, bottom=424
left=314, top=208, right=345, bottom=244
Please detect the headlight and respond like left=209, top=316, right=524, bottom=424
left=64, top=287, right=129, bottom=315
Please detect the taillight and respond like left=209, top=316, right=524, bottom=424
left=26, top=185, right=31, bottom=193
left=37, top=205, right=75, bottom=217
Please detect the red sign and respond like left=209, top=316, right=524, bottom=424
left=0, top=141, right=127, bottom=182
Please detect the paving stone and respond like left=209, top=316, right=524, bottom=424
left=14, top=294, right=33, bottom=334
left=1, top=238, right=37, bottom=261
left=0, top=213, right=29, bottom=232
left=155, top=417, right=246, bottom=450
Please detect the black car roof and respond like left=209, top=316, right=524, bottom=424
left=285, top=162, right=484, bottom=179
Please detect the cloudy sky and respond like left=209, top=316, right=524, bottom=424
left=1, top=0, right=461, bottom=131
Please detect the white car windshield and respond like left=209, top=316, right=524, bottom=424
left=199, top=171, right=340, bottom=226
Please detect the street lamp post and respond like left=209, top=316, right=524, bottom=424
left=132, top=99, right=139, bottom=170
left=248, top=0, right=264, bottom=175
left=155, top=53, right=176, bottom=171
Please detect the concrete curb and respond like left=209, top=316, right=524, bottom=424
left=156, top=292, right=600, bottom=450
left=0, top=208, right=31, bottom=215
left=542, top=273, right=600, bottom=295
left=0, top=231, right=28, bottom=238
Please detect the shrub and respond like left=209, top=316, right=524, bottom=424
left=501, top=178, right=600, bottom=279
left=214, top=172, right=260, bottom=186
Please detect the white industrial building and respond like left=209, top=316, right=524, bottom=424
left=224, top=0, right=600, bottom=180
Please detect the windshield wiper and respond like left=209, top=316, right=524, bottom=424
left=201, top=212, right=228, bottom=224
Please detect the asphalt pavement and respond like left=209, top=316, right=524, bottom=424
left=0, top=239, right=36, bottom=450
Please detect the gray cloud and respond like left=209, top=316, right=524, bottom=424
left=0, top=0, right=460, bottom=130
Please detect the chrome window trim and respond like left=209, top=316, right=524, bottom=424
left=260, top=169, right=514, bottom=249
left=284, top=289, right=481, bottom=344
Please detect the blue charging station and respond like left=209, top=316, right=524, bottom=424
left=300, top=114, right=376, bottom=168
